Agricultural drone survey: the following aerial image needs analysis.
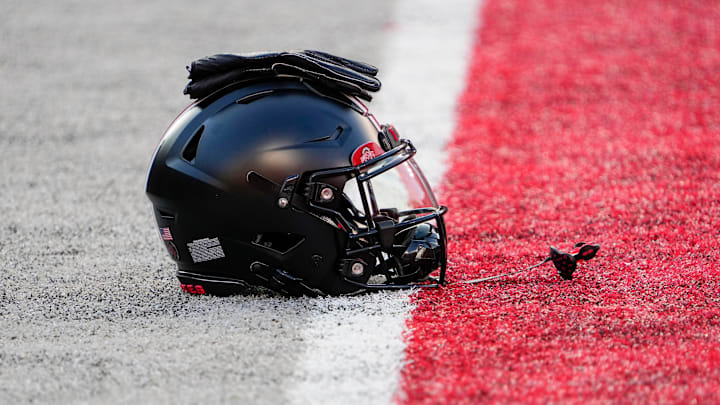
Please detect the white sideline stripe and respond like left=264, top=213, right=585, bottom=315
left=287, top=1, right=481, bottom=403
left=372, top=0, right=482, bottom=189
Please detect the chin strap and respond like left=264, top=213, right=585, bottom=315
left=458, top=242, right=600, bottom=285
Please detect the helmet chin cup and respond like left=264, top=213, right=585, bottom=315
left=397, top=223, right=443, bottom=280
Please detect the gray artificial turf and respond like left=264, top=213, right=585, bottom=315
left=0, top=1, right=410, bottom=403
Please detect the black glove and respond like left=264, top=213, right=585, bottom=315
left=183, top=50, right=381, bottom=101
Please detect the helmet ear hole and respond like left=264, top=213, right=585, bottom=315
left=182, top=125, right=205, bottom=162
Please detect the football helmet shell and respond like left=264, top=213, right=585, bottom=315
left=146, top=78, right=447, bottom=296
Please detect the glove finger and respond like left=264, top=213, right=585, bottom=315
left=188, top=52, right=284, bottom=80
left=184, top=68, right=274, bottom=99
left=303, top=50, right=379, bottom=76
left=272, top=63, right=372, bottom=100
left=283, top=52, right=380, bottom=91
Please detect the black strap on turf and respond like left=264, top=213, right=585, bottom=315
left=344, top=243, right=599, bottom=291
left=459, top=243, right=600, bottom=284
left=184, top=50, right=381, bottom=101
left=459, top=257, right=551, bottom=284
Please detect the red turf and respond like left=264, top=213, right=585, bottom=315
left=400, top=0, right=720, bottom=403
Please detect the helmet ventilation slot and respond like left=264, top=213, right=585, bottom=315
left=252, top=232, right=305, bottom=255
left=235, top=90, right=275, bottom=104
left=157, top=209, right=175, bottom=220
left=182, top=125, right=204, bottom=162
left=306, top=125, right=345, bottom=143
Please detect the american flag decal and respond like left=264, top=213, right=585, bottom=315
left=159, top=227, right=173, bottom=241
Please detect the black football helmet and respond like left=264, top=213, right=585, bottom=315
left=146, top=51, right=448, bottom=296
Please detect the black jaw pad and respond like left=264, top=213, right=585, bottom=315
left=550, top=246, right=577, bottom=280
left=576, top=244, right=600, bottom=261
